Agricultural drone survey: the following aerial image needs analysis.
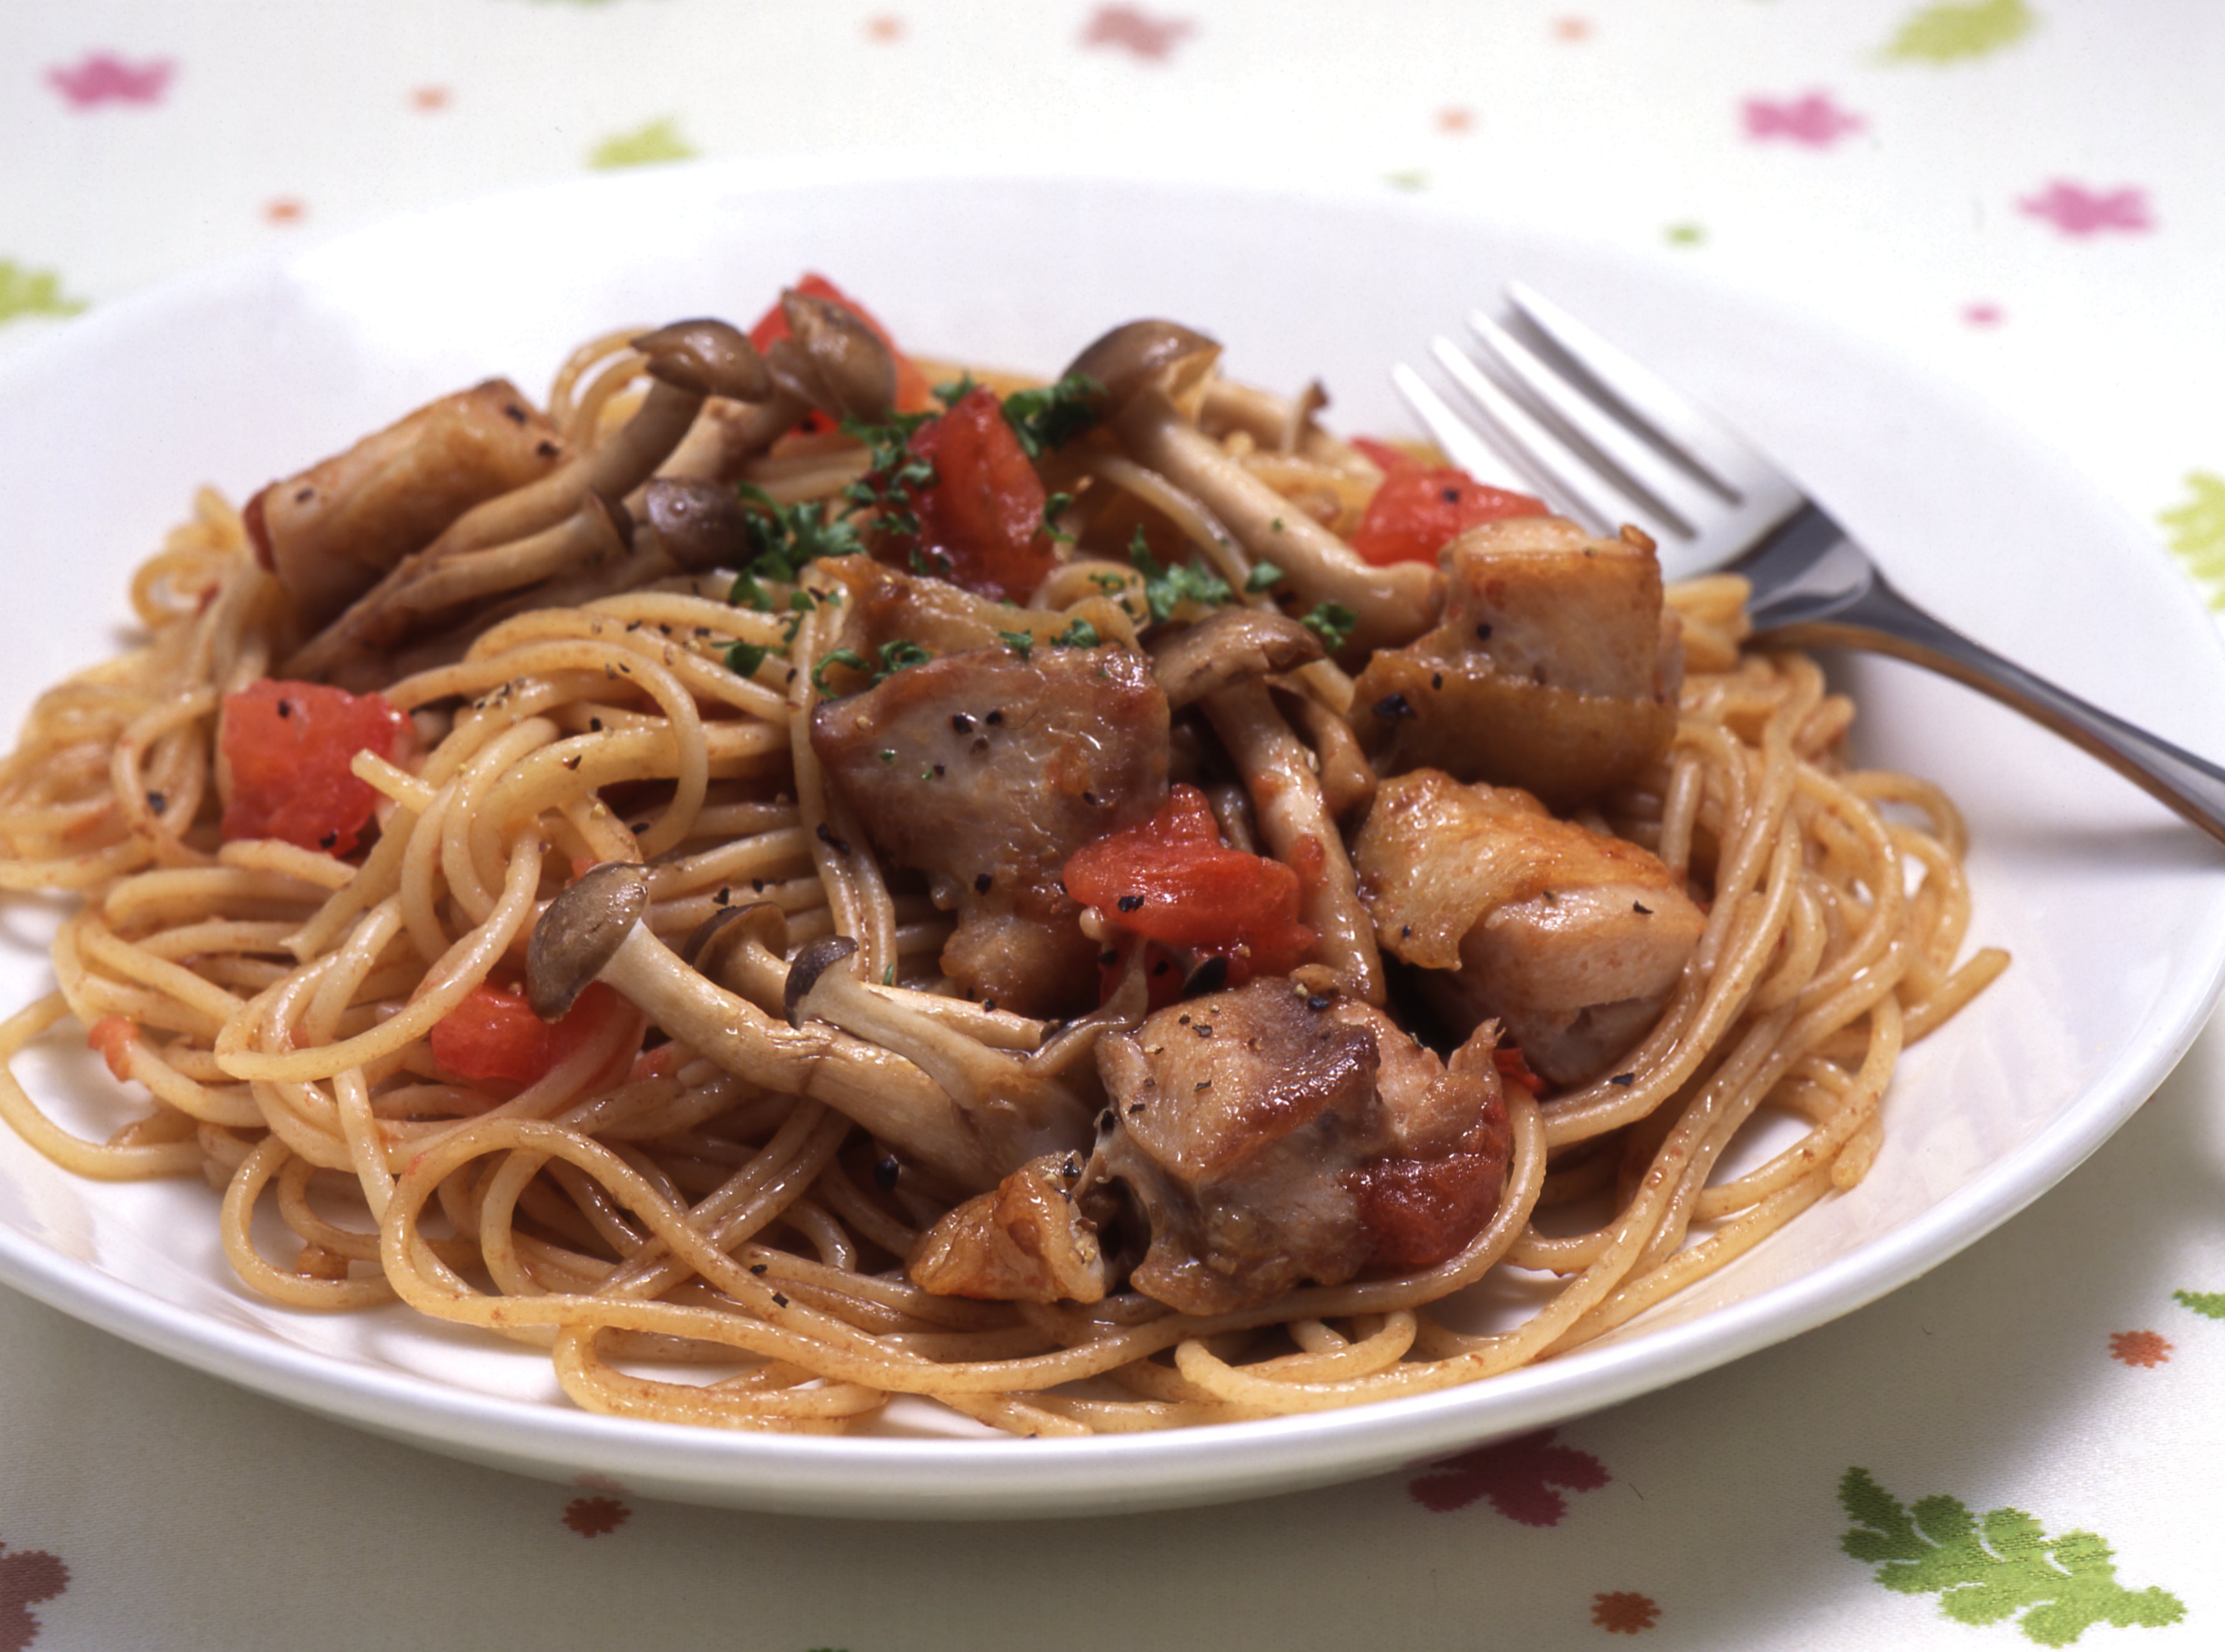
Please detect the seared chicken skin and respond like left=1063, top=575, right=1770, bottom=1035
left=245, top=380, right=568, bottom=629
left=1356, top=768, right=1706, bottom=1086
left=1351, top=515, right=1682, bottom=807
left=812, top=643, right=1169, bottom=1018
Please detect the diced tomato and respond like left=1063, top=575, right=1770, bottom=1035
left=220, top=679, right=410, bottom=856
left=1064, top=786, right=1316, bottom=982
left=899, top=386, right=1057, bottom=602
left=87, top=1015, right=138, bottom=1082
left=1349, top=457, right=1547, bottom=567
left=747, top=271, right=935, bottom=417
left=1494, top=1043, right=1545, bottom=1096
left=429, top=980, right=624, bottom=1088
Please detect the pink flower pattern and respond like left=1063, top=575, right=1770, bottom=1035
left=2018, top=180, right=2153, bottom=237
left=1407, top=1428, right=1611, bottom=1524
left=45, top=51, right=174, bottom=108
left=1742, top=91, right=1865, bottom=147
left=1082, top=6, right=1196, bottom=62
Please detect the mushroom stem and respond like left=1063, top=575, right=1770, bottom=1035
left=1113, top=387, right=1440, bottom=655
left=526, top=866, right=1089, bottom=1189
left=1202, top=678, right=1385, bottom=1004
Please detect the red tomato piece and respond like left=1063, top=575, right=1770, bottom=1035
left=220, top=679, right=410, bottom=856
left=747, top=271, right=935, bottom=416
left=902, top=386, right=1057, bottom=602
left=87, top=1015, right=138, bottom=1082
left=1494, top=1043, right=1546, bottom=1096
left=1064, top=786, right=1316, bottom=981
left=429, top=980, right=623, bottom=1088
left=1349, top=459, right=1547, bottom=567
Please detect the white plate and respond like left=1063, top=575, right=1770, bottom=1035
left=2, top=159, right=2221, bottom=1519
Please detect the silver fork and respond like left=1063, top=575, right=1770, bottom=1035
left=1394, top=283, right=2225, bottom=847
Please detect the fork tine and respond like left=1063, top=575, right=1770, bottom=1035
left=1425, top=337, right=1684, bottom=547
left=1505, top=281, right=1798, bottom=513
left=1387, top=364, right=1534, bottom=493
left=1466, top=310, right=1720, bottom=533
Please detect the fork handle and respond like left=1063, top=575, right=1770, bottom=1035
left=1761, top=563, right=2225, bottom=847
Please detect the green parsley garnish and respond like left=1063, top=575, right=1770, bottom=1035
left=997, top=629, right=1036, bottom=662
left=734, top=485, right=863, bottom=582
left=1002, top=371, right=1104, bottom=460
left=1301, top=601, right=1359, bottom=651
left=876, top=638, right=934, bottom=676
left=1245, top=562, right=1285, bottom=594
left=1042, top=490, right=1077, bottom=544
left=810, top=638, right=937, bottom=697
left=1049, top=617, right=1100, bottom=650
left=811, top=648, right=869, bottom=694
left=840, top=412, right=937, bottom=544
left=724, top=640, right=769, bottom=678
left=932, top=373, right=981, bottom=408
left=1129, top=529, right=1233, bottom=622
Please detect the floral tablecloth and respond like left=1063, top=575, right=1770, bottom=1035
left=4, top=4, right=2224, bottom=1649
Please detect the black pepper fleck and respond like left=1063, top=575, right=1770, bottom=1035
left=1633, top=902, right=1653, bottom=915
left=974, top=872, right=993, bottom=894
left=771, top=1292, right=789, bottom=1308
left=815, top=821, right=851, bottom=854
left=985, top=709, right=1004, bottom=726
left=1609, top=1073, right=1635, bottom=1086
left=1306, top=993, right=1333, bottom=1012
left=1373, top=692, right=1415, bottom=721
left=1474, top=622, right=1493, bottom=642
left=873, top=1154, right=901, bottom=1190
left=276, top=699, right=293, bottom=719
left=1117, top=894, right=1145, bottom=913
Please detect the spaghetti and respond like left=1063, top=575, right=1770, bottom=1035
left=0, top=293, right=2005, bottom=1435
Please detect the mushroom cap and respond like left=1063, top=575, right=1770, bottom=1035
left=784, top=933, right=860, bottom=1025
left=1148, top=605, right=1324, bottom=707
left=526, top=861, right=650, bottom=1020
left=640, top=477, right=751, bottom=572
left=763, top=290, right=897, bottom=424
left=632, top=319, right=774, bottom=403
left=1064, top=320, right=1221, bottom=418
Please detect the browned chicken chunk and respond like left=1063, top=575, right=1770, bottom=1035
left=812, top=643, right=1169, bottom=1017
left=1350, top=515, right=1682, bottom=807
left=245, top=380, right=567, bottom=628
left=1079, top=981, right=1510, bottom=1315
left=906, top=1150, right=1109, bottom=1304
left=1355, top=768, right=1707, bottom=1086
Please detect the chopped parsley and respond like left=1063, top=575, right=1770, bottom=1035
left=810, top=638, right=937, bottom=696
left=1042, top=490, right=1077, bottom=544
left=840, top=411, right=938, bottom=544
left=1301, top=601, right=1359, bottom=651
left=733, top=485, right=863, bottom=587
left=1245, top=561, right=1285, bottom=593
left=724, top=640, right=769, bottom=677
left=1001, top=371, right=1103, bottom=459
left=1129, top=529, right=1233, bottom=622
left=1049, top=617, right=1099, bottom=650
left=997, top=628, right=1035, bottom=662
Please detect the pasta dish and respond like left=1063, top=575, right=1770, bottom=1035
left=0, top=278, right=2005, bottom=1435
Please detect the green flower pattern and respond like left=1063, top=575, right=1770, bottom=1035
left=1881, top=0, right=2039, bottom=63
left=1839, top=1469, right=2185, bottom=1646
left=2160, top=472, right=2225, bottom=609
left=587, top=117, right=697, bottom=169
left=0, top=260, right=87, bottom=328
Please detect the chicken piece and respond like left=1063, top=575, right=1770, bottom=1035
left=1083, top=981, right=1509, bottom=1315
left=1350, top=515, right=1682, bottom=808
left=811, top=643, right=1169, bottom=1017
left=1354, top=768, right=1707, bottom=1086
left=244, top=380, right=567, bottom=629
left=906, top=1151, right=1109, bottom=1304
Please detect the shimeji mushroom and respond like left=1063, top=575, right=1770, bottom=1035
left=1068, top=320, right=1441, bottom=656
left=525, top=863, right=1098, bottom=1192
left=653, top=289, right=900, bottom=485
left=286, top=318, right=774, bottom=679
left=1146, top=604, right=1323, bottom=709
